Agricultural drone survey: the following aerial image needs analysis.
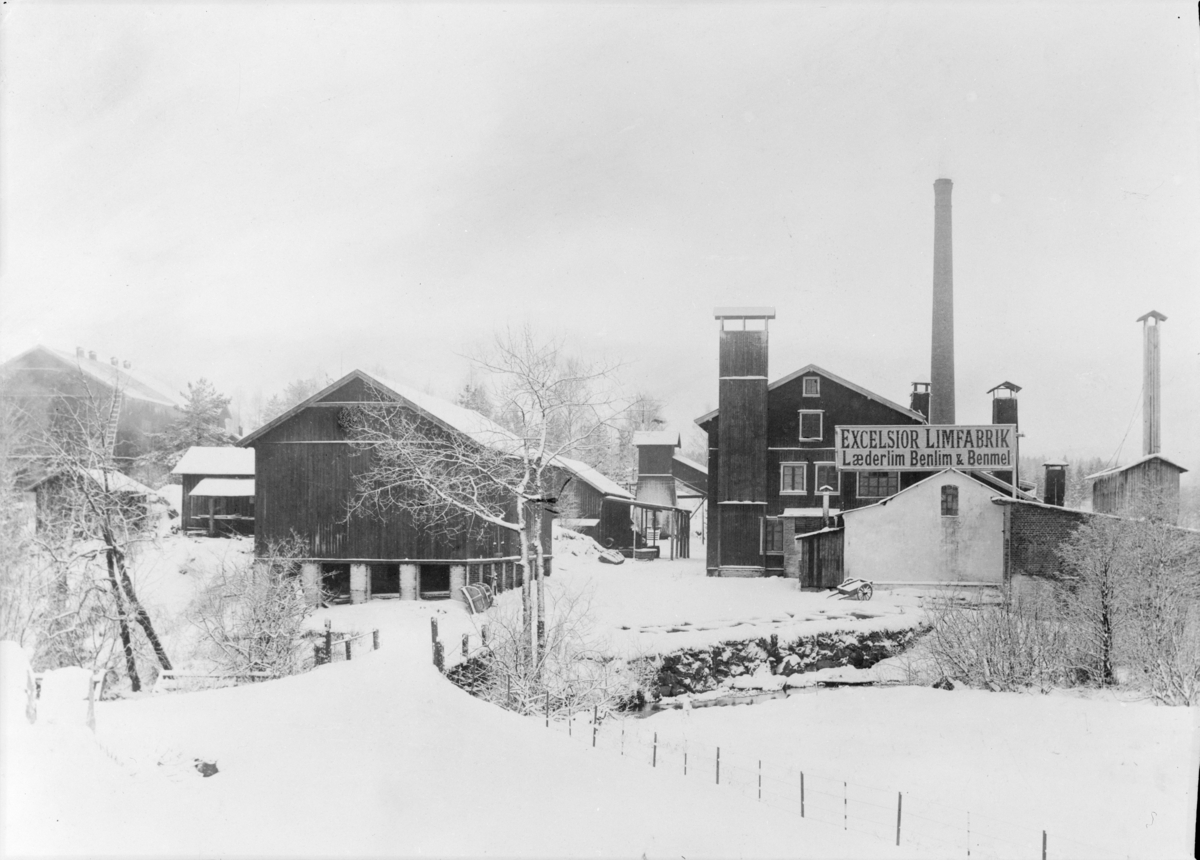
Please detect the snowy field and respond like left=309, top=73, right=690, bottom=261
left=3, top=528, right=1198, bottom=858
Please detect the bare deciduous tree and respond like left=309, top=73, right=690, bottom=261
left=342, top=326, right=624, bottom=677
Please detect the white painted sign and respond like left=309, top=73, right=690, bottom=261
left=835, top=425, right=1016, bottom=472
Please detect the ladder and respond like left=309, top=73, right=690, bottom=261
left=103, top=391, right=123, bottom=456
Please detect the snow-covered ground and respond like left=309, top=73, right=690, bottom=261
left=3, top=528, right=1198, bottom=858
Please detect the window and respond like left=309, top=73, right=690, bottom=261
left=799, top=410, right=823, bottom=441
left=941, top=485, right=959, bottom=517
left=763, top=517, right=784, bottom=554
left=802, top=377, right=820, bottom=397
left=780, top=462, right=807, bottom=494
left=814, top=462, right=840, bottom=495
left=858, top=471, right=899, bottom=499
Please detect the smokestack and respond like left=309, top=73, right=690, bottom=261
left=110, top=356, right=119, bottom=366
left=75, top=346, right=84, bottom=358
left=88, top=350, right=97, bottom=361
left=909, top=382, right=930, bottom=420
left=1043, top=460, right=1067, bottom=507
left=1138, top=311, right=1166, bottom=455
left=123, top=360, right=131, bottom=369
left=713, top=306, right=775, bottom=575
left=987, top=382, right=1020, bottom=487
left=930, top=178, right=955, bottom=425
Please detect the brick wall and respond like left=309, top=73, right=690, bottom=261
left=1007, top=503, right=1089, bottom=581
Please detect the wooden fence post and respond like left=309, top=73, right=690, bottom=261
left=433, top=641, right=444, bottom=672
left=345, top=639, right=352, bottom=661
left=545, top=691, right=550, bottom=728
left=801, top=772, right=805, bottom=817
left=462, top=634, right=469, bottom=658
left=843, top=781, right=847, bottom=830
left=1042, top=830, right=1047, bottom=860
left=430, top=617, right=439, bottom=643
left=314, top=643, right=324, bottom=667
left=652, top=731, right=657, bottom=767
left=592, top=706, right=598, bottom=748
left=325, top=619, right=333, bottom=663
left=896, top=792, right=902, bottom=846
left=372, top=629, right=380, bottom=651
left=716, top=747, right=720, bottom=784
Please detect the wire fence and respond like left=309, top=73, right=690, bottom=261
left=544, top=708, right=1134, bottom=860
left=311, top=619, right=381, bottom=667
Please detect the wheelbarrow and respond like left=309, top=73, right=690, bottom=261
left=828, top=578, right=874, bottom=601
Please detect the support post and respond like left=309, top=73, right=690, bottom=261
left=350, top=563, right=369, bottom=604
left=462, top=633, right=469, bottom=658
left=896, top=792, right=902, bottom=846
left=593, top=706, right=598, bottom=748
left=208, top=497, right=215, bottom=537
left=372, top=629, right=380, bottom=650
left=1042, top=830, right=1047, bottom=860
left=449, top=564, right=467, bottom=604
left=300, top=562, right=321, bottom=606
left=652, top=731, right=657, bottom=766
left=399, top=564, right=419, bottom=601
left=433, top=641, right=444, bottom=672
left=325, top=619, right=332, bottom=663
left=345, top=639, right=352, bottom=661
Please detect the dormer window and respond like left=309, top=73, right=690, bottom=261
left=802, top=377, right=820, bottom=397
left=798, top=410, right=823, bottom=441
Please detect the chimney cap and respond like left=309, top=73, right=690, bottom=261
left=986, top=381, right=1022, bottom=395
left=1043, top=459, right=1068, bottom=468
left=1136, top=310, right=1167, bottom=323
left=713, top=306, right=776, bottom=320
left=934, top=177, right=953, bottom=187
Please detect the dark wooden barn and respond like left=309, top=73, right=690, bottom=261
left=171, top=446, right=255, bottom=537
left=238, top=370, right=551, bottom=604
left=697, top=309, right=931, bottom=580
left=0, top=345, right=182, bottom=484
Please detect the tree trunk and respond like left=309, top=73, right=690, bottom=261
left=105, top=549, right=140, bottom=692
left=102, top=525, right=173, bottom=672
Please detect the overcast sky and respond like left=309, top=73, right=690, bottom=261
left=2, top=2, right=1197, bottom=476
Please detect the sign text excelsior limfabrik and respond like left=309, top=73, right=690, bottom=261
left=835, top=425, right=1017, bottom=472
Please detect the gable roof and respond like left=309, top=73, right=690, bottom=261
left=1085, top=453, right=1188, bottom=480
left=694, top=363, right=925, bottom=426
left=2, top=345, right=184, bottom=409
left=671, top=452, right=708, bottom=475
left=632, top=430, right=680, bottom=447
left=172, top=446, right=255, bottom=476
left=841, top=468, right=1020, bottom=516
left=238, top=369, right=522, bottom=452
left=554, top=455, right=633, bottom=499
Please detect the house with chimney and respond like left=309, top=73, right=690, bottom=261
left=0, top=345, right=183, bottom=484
left=696, top=307, right=934, bottom=580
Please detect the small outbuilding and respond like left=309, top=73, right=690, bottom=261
left=171, top=447, right=255, bottom=537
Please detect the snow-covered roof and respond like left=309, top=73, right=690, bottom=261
left=554, top=455, right=633, bottom=499
left=671, top=452, right=708, bottom=475
left=631, top=431, right=680, bottom=447
left=191, top=478, right=255, bottom=497
left=781, top=507, right=842, bottom=518
left=239, top=370, right=521, bottom=453
left=1085, top=453, right=1189, bottom=481
left=840, top=468, right=1028, bottom=516
left=172, top=446, right=255, bottom=476
left=81, top=469, right=163, bottom=498
left=3, top=346, right=185, bottom=409
left=694, top=363, right=925, bottom=426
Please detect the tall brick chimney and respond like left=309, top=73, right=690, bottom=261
left=712, top=306, right=774, bottom=576
left=1137, top=311, right=1166, bottom=455
left=930, top=178, right=956, bottom=425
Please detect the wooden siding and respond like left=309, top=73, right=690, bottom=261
left=247, top=376, right=531, bottom=562
left=671, top=455, right=708, bottom=495
left=717, top=378, right=767, bottom=503
left=799, top=528, right=844, bottom=588
left=718, top=329, right=768, bottom=377
left=706, top=439, right=719, bottom=572
left=1092, top=459, right=1183, bottom=522
left=180, top=473, right=254, bottom=534
left=717, top=504, right=765, bottom=568
left=637, top=444, right=675, bottom=477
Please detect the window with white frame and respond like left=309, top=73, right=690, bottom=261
left=814, top=462, right=840, bottom=495
left=798, top=410, right=823, bottom=441
left=802, top=376, right=820, bottom=397
left=780, top=462, right=807, bottom=494
left=763, top=517, right=784, bottom=554
left=857, top=471, right=899, bottom=498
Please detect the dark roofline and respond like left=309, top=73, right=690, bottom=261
left=695, top=363, right=925, bottom=426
